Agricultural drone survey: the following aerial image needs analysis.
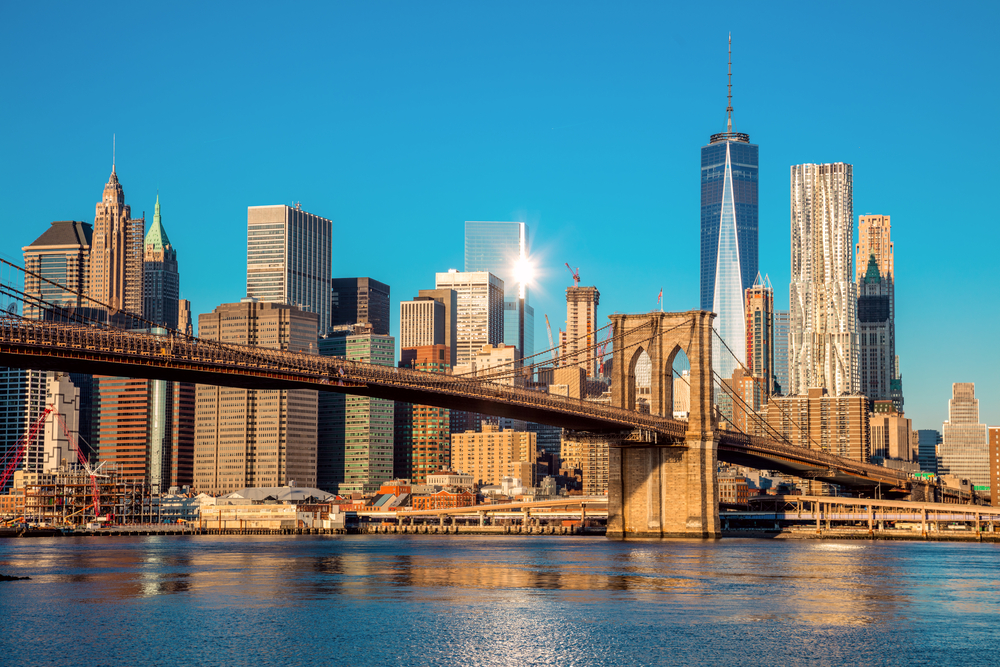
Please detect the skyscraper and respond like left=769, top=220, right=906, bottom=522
left=789, top=162, right=857, bottom=396
left=855, top=215, right=894, bottom=283
left=464, top=221, right=534, bottom=359
left=395, top=344, right=451, bottom=484
left=773, top=310, right=789, bottom=395
left=857, top=254, right=894, bottom=405
left=434, top=270, right=504, bottom=367
left=339, top=329, right=395, bottom=495
left=855, top=214, right=901, bottom=411
left=89, top=165, right=145, bottom=315
left=701, top=38, right=758, bottom=381
left=194, top=300, right=319, bottom=494
left=399, top=297, right=445, bottom=349
left=94, top=373, right=194, bottom=490
left=560, top=285, right=600, bottom=377
left=143, top=196, right=180, bottom=330
left=246, top=204, right=332, bottom=332
left=417, top=288, right=458, bottom=366
left=331, top=277, right=390, bottom=335
left=939, top=383, right=989, bottom=488
left=744, top=273, right=773, bottom=396
left=22, top=221, right=92, bottom=320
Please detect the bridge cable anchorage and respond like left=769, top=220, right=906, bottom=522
left=710, top=327, right=826, bottom=453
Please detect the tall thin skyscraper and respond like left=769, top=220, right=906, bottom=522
left=789, top=163, right=857, bottom=396
left=465, top=221, right=533, bottom=359
left=701, top=37, right=758, bottom=381
left=89, top=164, right=145, bottom=314
left=855, top=214, right=901, bottom=411
left=940, top=383, right=989, bottom=488
left=560, top=286, right=600, bottom=377
left=246, top=204, right=332, bottom=332
left=143, top=196, right=180, bottom=329
left=773, top=310, right=790, bottom=395
left=744, top=273, right=773, bottom=396
left=857, top=254, right=894, bottom=406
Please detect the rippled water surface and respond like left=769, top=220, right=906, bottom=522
left=1, top=535, right=998, bottom=666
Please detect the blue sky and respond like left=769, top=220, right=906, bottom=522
left=1, top=2, right=997, bottom=431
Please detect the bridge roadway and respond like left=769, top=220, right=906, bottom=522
left=0, top=317, right=911, bottom=491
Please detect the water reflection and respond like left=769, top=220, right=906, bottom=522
left=1, top=536, right=999, bottom=666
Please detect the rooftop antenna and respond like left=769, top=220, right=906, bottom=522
left=112, top=133, right=116, bottom=172
left=726, top=33, right=733, bottom=133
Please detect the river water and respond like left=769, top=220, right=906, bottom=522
left=1, top=535, right=997, bottom=666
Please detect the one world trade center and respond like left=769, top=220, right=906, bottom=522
left=700, top=36, right=758, bottom=384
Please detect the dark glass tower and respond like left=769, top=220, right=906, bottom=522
left=700, top=36, right=758, bottom=379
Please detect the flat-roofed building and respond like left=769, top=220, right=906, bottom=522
left=764, top=388, right=870, bottom=464
left=246, top=204, right=332, bottom=333
left=435, top=270, right=503, bottom=367
left=451, top=424, right=536, bottom=487
left=940, top=383, right=989, bottom=488
left=194, top=300, right=319, bottom=494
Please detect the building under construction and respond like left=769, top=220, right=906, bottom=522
left=5, top=462, right=154, bottom=526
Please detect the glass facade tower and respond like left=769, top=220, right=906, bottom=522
left=464, top=221, right=533, bottom=360
left=701, top=132, right=758, bottom=382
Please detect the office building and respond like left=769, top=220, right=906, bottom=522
left=473, top=343, right=521, bottom=386
left=674, top=370, right=691, bottom=419
left=435, top=270, right=504, bottom=366
left=764, top=388, right=870, bottom=463
left=95, top=373, right=194, bottom=490
left=989, top=427, right=998, bottom=507
left=194, top=300, right=319, bottom=494
left=417, top=288, right=458, bottom=366
left=869, top=401, right=914, bottom=464
left=789, top=163, right=857, bottom=396
left=917, top=429, right=942, bottom=475
left=331, top=277, right=390, bottom=335
left=89, top=165, right=145, bottom=315
left=178, top=299, right=193, bottom=336
left=744, top=273, right=774, bottom=397
left=395, top=344, right=450, bottom=484
left=700, top=43, right=758, bottom=381
left=317, top=325, right=352, bottom=494
left=718, top=367, right=764, bottom=434
left=246, top=204, right=332, bottom=332
left=39, top=373, right=82, bottom=472
left=465, top=221, right=534, bottom=359
left=22, top=221, right=92, bottom=320
left=339, top=329, right=395, bottom=495
left=773, top=310, right=790, bottom=395
left=560, top=286, right=600, bottom=377
left=142, top=196, right=180, bottom=330
left=400, top=297, right=445, bottom=349
left=939, top=383, right=989, bottom=488
left=857, top=254, right=894, bottom=405
left=855, top=215, right=894, bottom=283
left=451, top=424, right=537, bottom=487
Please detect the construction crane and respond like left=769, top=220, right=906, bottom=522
left=595, top=328, right=613, bottom=376
left=544, top=314, right=557, bottom=366
left=565, top=263, right=580, bottom=287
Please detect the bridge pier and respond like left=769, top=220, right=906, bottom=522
left=607, top=439, right=720, bottom=539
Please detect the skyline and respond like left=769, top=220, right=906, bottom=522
left=1, top=2, right=998, bottom=431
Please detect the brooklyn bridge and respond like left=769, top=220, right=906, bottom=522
left=0, top=259, right=933, bottom=538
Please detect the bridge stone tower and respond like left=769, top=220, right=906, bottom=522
left=607, top=311, right=720, bottom=539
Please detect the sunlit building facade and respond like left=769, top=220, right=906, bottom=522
left=434, top=270, right=504, bottom=367
left=464, top=221, right=533, bottom=360
left=789, top=163, right=857, bottom=396
left=940, top=383, right=989, bottom=488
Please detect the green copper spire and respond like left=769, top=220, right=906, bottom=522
left=863, top=253, right=881, bottom=284
left=144, top=194, right=172, bottom=252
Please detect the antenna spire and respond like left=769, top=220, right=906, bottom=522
left=726, top=34, right=733, bottom=133
left=112, top=133, right=116, bottom=173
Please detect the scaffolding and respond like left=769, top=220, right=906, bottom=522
left=17, top=463, right=155, bottom=526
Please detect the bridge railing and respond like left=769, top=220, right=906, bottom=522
left=0, top=316, right=688, bottom=438
left=719, top=429, right=910, bottom=483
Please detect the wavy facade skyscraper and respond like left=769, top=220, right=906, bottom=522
left=700, top=37, right=758, bottom=382
left=789, top=163, right=858, bottom=396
